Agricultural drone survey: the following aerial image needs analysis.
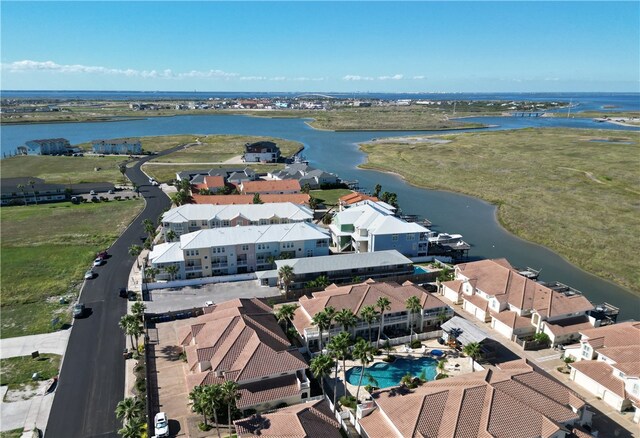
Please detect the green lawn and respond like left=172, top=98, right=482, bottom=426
left=0, top=429, right=24, bottom=438
left=359, top=128, right=640, bottom=294
left=1, top=200, right=144, bottom=338
left=0, top=354, right=61, bottom=390
left=310, top=188, right=353, bottom=206
left=0, top=155, right=126, bottom=184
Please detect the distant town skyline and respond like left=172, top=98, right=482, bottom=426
left=1, top=1, right=639, bottom=92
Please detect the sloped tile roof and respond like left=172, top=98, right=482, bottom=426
left=294, top=280, right=449, bottom=332
left=191, top=193, right=311, bottom=205
left=580, top=321, right=640, bottom=350
left=234, top=400, right=341, bottom=438
left=241, top=179, right=301, bottom=194
left=359, top=360, right=584, bottom=438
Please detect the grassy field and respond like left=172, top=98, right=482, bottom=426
left=310, top=188, right=353, bottom=206
left=0, top=155, right=126, bottom=184
left=1, top=199, right=144, bottom=338
left=0, top=354, right=61, bottom=390
left=151, top=135, right=303, bottom=163
left=142, top=163, right=284, bottom=183
left=0, top=430, right=23, bottom=438
left=359, top=128, right=640, bottom=294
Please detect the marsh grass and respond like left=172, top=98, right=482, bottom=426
left=0, top=155, right=125, bottom=184
left=359, top=128, right=640, bottom=293
left=1, top=200, right=144, bottom=338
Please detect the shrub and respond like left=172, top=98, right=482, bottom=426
left=435, top=373, right=449, bottom=380
left=410, top=340, right=422, bottom=349
left=382, top=355, right=396, bottom=363
left=339, top=395, right=357, bottom=409
left=114, top=196, right=121, bottom=200
left=135, top=377, right=146, bottom=393
left=198, top=422, right=212, bottom=432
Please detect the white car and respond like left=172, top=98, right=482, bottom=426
left=154, top=412, right=169, bottom=438
left=93, top=258, right=104, bottom=267
left=84, top=270, right=95, bottom=280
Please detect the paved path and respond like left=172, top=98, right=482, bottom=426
left=0, top=330, right=71, bottom=360
left=44, top=144, right=183, bottom=438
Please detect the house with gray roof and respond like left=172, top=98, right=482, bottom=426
left=269, top=163, right=339, bottom=189
left=92, top=138, right=141, bottom=154
left=160, top=203, right=313, bottom=240
left=22, top=138, right=71, bottom=155
left=149, top=222, right=330, bottom=280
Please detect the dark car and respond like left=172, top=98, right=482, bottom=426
left=72, top=303, right=85, bottom=318
left=119, top=288, right=128, bottom=298
left=127, top=291, right=138, bottom=301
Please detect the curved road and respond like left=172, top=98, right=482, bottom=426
left=45, top=147, right=183, bottom=437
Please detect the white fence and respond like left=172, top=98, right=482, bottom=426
left=146, top=272, right=258, bottom=290
left=385, top=330, right=443, bottom=347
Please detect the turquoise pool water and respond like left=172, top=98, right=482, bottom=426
left=345, top=357, right=438, bottom=389
left=413, top=265, right=430, bottom=274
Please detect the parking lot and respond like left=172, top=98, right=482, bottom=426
left=144, top=280, right=282, bottom=314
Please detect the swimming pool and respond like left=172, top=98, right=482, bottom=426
left=345, top=357, right=438, bottom=389
left=413, top=265, right=430, bottom=274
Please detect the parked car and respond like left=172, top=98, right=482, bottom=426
left=119, top=288, right=128, bottom=298
left=96, top=250, right=108, bottom=260
left=84, top=269, right=95, bottom=280
left=127, top=291, right=138, bottom=301
left=93, top=258, right=104, bottom=267
left=151, top=180, right=159, bottom=186
left=107, top=189, right=114, bottom=194
left=154, top=412, right=169, bottom=438
left=89, top=190, right=96, bottom=195
left=72, top=303, right=85, bottom=318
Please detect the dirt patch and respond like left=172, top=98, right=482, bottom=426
left=3, top=381, right=48, bottom=402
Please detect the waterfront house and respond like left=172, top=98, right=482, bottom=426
left=329, top=201, right=429, bottom=259
left=91, top=138, right=142, bottom=155
left=178, top=298, right=311, bottom=413
left=191, top=175, right=227, bottom=193
left=265, top=250, right=415, bottom=289
left=160, top=203, right=313, bottom=240
left=191, top=193, right=311, bottom=206
left=234, top=400, right=342, bottom=438
left=439, top=259, right=600, bottom=347
left=240, top=179, right=301, bottom=195
left=176, top=168, right=257, bottom=184
left=149, top=221, right=330, bottom=280
left=338, top=192, right=379, bottom=210
left=292, top=279, right=453, bottom=352
left=242, top=141, right=281, bottom=163
left=23, top=138, right=71, bottom=155
left=269, top=163, right=340, bottom=190
left=564, top=321, right=640, bottom=422
left=356, top=359, right=592, bottom=438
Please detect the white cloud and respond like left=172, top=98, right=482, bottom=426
left=239, top=76, right=267, bottom=81
left=291, top=77, right=325, bottom=81
left=378, top=74, right=404, bottom=80
left=412, top=75, right=425, bottom=80
left=343, top=75, right=374, bottom=81
left=1, top=60, right=238, bottom=80
left=269, top=76, right=287, bottom=81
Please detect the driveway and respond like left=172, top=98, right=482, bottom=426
left=145, top=280, right=281, bottom=314
left=0, top=330, right=70, bottom=360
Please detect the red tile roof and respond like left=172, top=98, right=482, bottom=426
left=358, top=360, right=584, bottom=438
left=234, top=399, right=341, bottom=438
left=339, top=192, right=379, bottom=205
left=241, top=179, right=301, bottom=194
left=571, top=360, right=627, bottom=399
left=191, top=193, right=311, bottom=205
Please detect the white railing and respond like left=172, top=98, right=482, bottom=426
left=146, top=272, right=258, bottom=290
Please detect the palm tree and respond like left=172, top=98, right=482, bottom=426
left=17, top=184, right=27, bottom=206
left=314, top=275, right=329, bottom=289
left=205, top=384, right=224, bottom=438
left=327, top=331, right=350, bottom=413
left=189, top=385, right=211, bottom=428
left=436, top=358, right=448, bottom=377
left=405, top=295, right=422, bottom=343
left=165, top=229, right=177, bottom=242
left=278, top=265, right=295, bottom=299
left=324, top=306, right=336, bottom=344
left=144, top=267, right=159, bottom=282
left=275, top=304, right=298, bottom=332
left=221, top=381, right=241, bottom=438
left=171, top=190, right=188, bottom=206
left=310, top=353, right=333, bottom=398
left=164, top=264, right=179, bottom=281
left=312, top=311, right=330, bottom=353
left=308, top=196, right=319, bottom=211
left=117, top=417, right=144, bottom=438
left=373, top=184, right=382, bottom=198
left=128, top=244, right=142, bottom=268
left=335, top=309, right=357, bottom=338
left=142, top=218, right=156, bottom=240
left=463, top=342, right=482, bottom=372
left=29, top=179, right=38, bottom=205
left=252, top=193, right=263, bottom=204
left=115, top=396, right=144, bottom=424
left=119, top=314, right=143, bottom=350
left=375, top=296, right=391, bottom=349
left=359, top=305, right=378, bottom=343
left=352, top=338, right=374, bottom=403
left=130, top=301, right=145, bottom=323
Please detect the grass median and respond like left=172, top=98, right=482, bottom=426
left=359, top=128, right=640, bottom=294
left=1, top=199, right=144, bottom=338
left=0, top=354, right=61, bottom=391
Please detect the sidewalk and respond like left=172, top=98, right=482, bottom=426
left=0, top=330, right=71, bottom=435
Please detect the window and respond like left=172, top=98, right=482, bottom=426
left=241, top=244, right=249, bottom=251
left=222, top=220, right=230, bottom=227
left=260, top=219, right=268, bottom=225
left=406, top=233, right=415, bottom=241
left=392, top=234, right=399, bottom=241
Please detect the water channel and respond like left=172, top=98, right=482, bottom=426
left=2, top=114, right=639, bottom=318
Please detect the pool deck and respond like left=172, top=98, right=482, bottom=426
left=340, top=339, right=475, bottom=402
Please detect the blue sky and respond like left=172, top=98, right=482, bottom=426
left=1, top=1, right=639, bottom=92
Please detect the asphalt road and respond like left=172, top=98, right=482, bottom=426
left=45, top=150, right=177, bottom=438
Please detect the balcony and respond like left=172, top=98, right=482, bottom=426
left=210, top=262, right=228, bottom=268
left=185, top=265, right=203, bottom=272
left=296, top=370, right=310, bottom=390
